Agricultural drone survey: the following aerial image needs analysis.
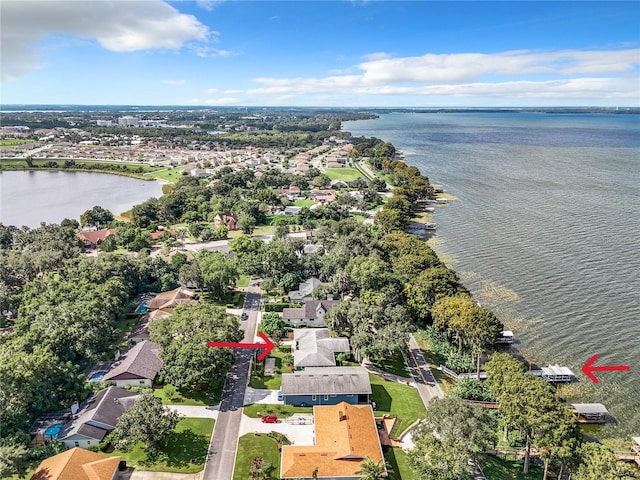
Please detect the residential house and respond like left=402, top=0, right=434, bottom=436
left=280, top=402, right=385, bottom=479
left=128, top=309, right=171, bottom=343
left=282, top=299, right=339, bottom=326
left=283, top=206, right=302, bottom=216
left=289, top=277, right=325, bottom=302
left=279, top=186, right=302, bottom=200
left=58, top=386, right=138, bottom=449
left=214, top=212, right=239, bottom=230
left=293, top=328, right=350, bottom=369
left=102, top=340, right=162, bottom=388
left=77, top=229, right=116, bottom=249
left=308, top=189, right=336, bottom=203
left=32, top=448, right=121, bottom=480
left=280, top=366, right=371, bottom=406
left=148, top=286, right=196, bottom=310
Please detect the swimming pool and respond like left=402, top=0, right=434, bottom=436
left=135, top=302, right=149, bottom=314
left=44, top=422, right=64, bottom=438
left=89, top=371, right=107, bottom=381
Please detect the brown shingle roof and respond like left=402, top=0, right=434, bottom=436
left=32, top=448, right=120, bottom=480
left=102, top=340, right=162, bottom=382
left=148, top=286, right=195, bottom=310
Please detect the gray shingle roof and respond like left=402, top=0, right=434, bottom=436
left=58, top=386, right=138, bottom=441
left=293, top=328, right=350, bottom=367
left=103, top=340, right=162, bottom=381
left=281, top=366, right=371, bottom=396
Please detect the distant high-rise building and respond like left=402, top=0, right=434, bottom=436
left=118, top=115, right=139, bottom=127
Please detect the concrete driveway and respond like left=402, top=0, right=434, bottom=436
left=166, top=405, right=219, bottom=419
left=239, top=413, right=314, bottom=446
left=244, top=387, right=282, bottom=405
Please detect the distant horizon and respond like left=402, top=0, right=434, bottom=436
left=2, top=1, right=638, bottom=107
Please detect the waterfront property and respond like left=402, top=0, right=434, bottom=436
left=102, top=340, right=162, bottom=388
left=281, top=366, right=372, bottom=406
left=77, top=228, right=116, bottom=249
left=496, top=330, right=515, bottom=344
left=280, top=402, right=385, bottom=479
left=58, top=386, right=138, bottom=448
left=526, top=364, right=575, bottom=383
left=32, top=447, right=121, bottom=480
left=570, top=403, right=608, bottom=424
left=293, top=328, right=350, bottom=369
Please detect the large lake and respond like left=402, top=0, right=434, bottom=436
left=345, top=112, right=640, bottom=436
left=0, top=170, right=164, bottom=228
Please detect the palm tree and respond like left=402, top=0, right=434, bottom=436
left=356, top=456, right=392, bottom=480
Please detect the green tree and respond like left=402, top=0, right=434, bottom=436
left=355, top=456, right=392, bottom=480
left=574, top=442, right=640, bottom=480
left=197, top=251, right=239, bottom=300
left=261, top=312, right=288, bottom=340
left=114, top=393, right=180, bottom=456
left=150, top=303, right=243, bottom=389
left=80, top=205, right=114, bottom=228
left=0, top=443, right=28, bottom=478
left=404, top=267, right=461, bottom=324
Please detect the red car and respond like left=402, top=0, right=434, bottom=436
left=261, top=415, right=278, bottom=423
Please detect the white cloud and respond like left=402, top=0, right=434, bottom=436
left=247, top=49, right=640, bottom=102
left=163, top=79, right=187, bottom=86
left=192, top=46, right=240, bottom=58
left=223, top=89, right=243, bottom=94
left=203, top=88, right=220, bottom=94
left=204, top=97, right=241, bottom=105
left=1, top=0, right=209, bottom=82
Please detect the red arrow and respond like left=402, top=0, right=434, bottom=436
left=582, top=354, right=629, bottom=384
left=207, top=331, right=275, bottom=361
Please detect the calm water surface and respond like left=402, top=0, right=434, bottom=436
left=0, top=170, right=164, bottom=228
left=345, top=113, right=640, bottom=436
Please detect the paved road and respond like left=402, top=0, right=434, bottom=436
left=405, top=334, right=445, bottom=407
left=201, top=281, right=261, bottom=480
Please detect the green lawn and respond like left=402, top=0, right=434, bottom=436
left=233, top=433, right=281, bottom=480
left=243, top=404, right=313, bottom=418
left=369, top=373, right=426, bottom=437
left=249, top=346, right=292, bottom=390
left=324, top=167, right=363, bottom=182
left=293, top=198, right=316, bottom=207
left=481, top=454, right=543, bottom=480
left=374, top=349, right=411, bottom=378
left=385, top=447, right=416, bottom=480
left=154, top=381, right=224, bottom=406
left=204, top=290, right=246, bottom=309
left=236, top=275, right=250, bottom=288
left=0, top=139, right=35, bottom=148
left=107, top=417, right=214, bottom=473
left=147, top=168, right=183, bottom=183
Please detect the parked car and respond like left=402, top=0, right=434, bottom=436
left=261, top=415, right=278, bottom=423
left=277, top=391, right=283, bottom=401
left=241, top=312, right=248, bottom=320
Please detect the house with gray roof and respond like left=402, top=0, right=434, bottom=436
left=293, top=328, right=350, bottom=368
left=288, top=277, right=325, bottom=302
left=282, top=299, right=339, bottom=326
left=281, top=366, right=371, bottom=407
left=102, top=340, right=162, bottom=388
left=58, top=386, right=138, bottom=449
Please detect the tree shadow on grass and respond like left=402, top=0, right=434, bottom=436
left=371, top=383, right=392, bottom=411
left=160, top=429, right=209, bottom=468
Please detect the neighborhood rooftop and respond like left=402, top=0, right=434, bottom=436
left=102, top=340, right=162, bottom=383
left=281, top=366, right=371, bottom=396
left=293, top=328, right=350, bottom=368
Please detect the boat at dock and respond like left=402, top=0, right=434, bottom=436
left=423, top=223, right=437, bottom=230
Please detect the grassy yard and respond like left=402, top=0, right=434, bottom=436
left=324, top=167, right=363, bottom=182
left=481, top=454, right=543, bottom=480
left=204, top=290, right=246, bottom=309
left=369, top=373, right=426, bottom=437
left=374, top=349, right=411, bottom=378
left=233, top=433, right=281, bottom=480
left=154, top=380, right=224, bottom=406
left=236, top=275, right=250, bottom=288
left=107, top=417, right=214, bottom=474
left=0, top=139, right=36, bottom=148
left=385, top=447, right=416, bottom=480
left=243, top=404, right=313, bottom=418
left=249, top=346, right=292, bottom=390
left=147, top=167, right=183, bottom=183
left=293, top=198, right=316, bottom=207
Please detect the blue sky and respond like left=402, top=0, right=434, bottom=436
left=1, top=1, right=639, bottom=107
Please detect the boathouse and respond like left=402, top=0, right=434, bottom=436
left=570, top=403, right=608, bottom=424
left=541, top=364, right=574, bottom=383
